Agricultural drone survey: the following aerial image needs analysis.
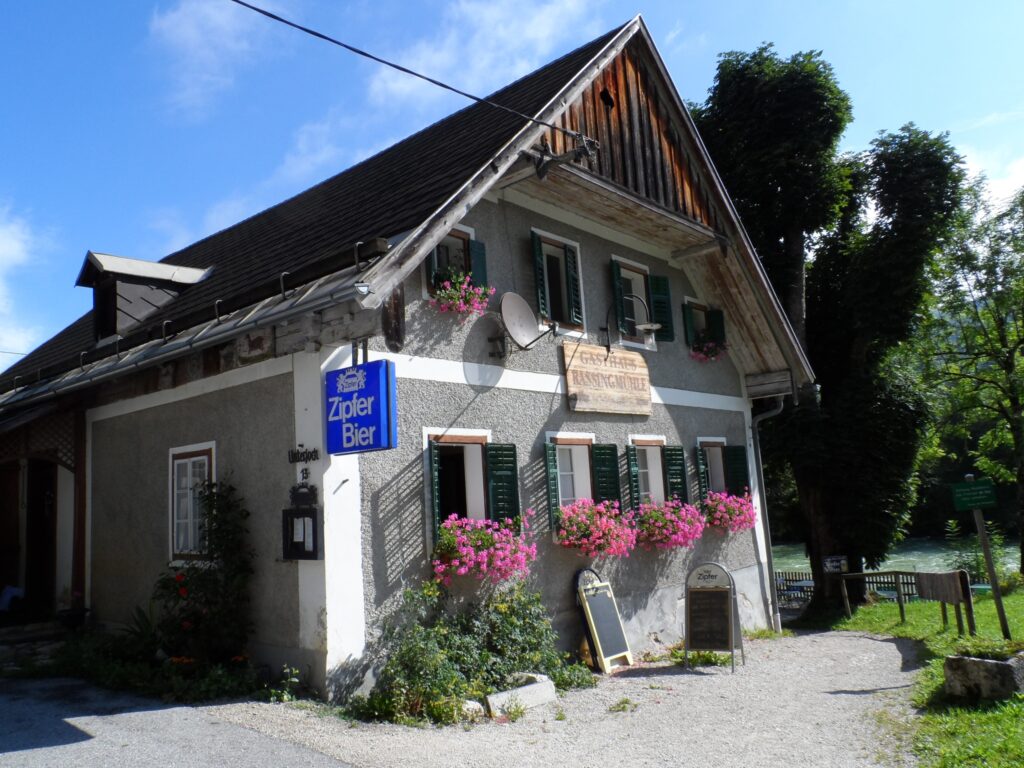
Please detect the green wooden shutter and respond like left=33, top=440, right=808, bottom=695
left=469, top=239, right=488, bottom=288
left=564, top=245, right=583, bottom=325
left=532, top=231, right=549, bottom=318
left=695, top=444, right=710, bottom=501
left=682, top=303, right=696, bottom=346
left=591, top=444, right=621, bottom=506
left=648, top=275, right=674, bottom=342
left=486, top=443, right=519, bottom=522
left=428, top=440, right=442, bottom=541
left=544, top=442, right=560, bottom=529
left=663, top=446, right=688, bottom=502
left=429, top=246, right=441, bottom=289
left=707, top=308, right=726, bottom=344
left=611, top=261, right=627, bottom=333
left=723, top=445, right=750, bottom=496
left=626, top=445, right=641, bottom=509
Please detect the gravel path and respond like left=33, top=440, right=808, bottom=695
left=210, top=630, right=921, bottom=768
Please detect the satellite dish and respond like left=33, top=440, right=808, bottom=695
left=498, top=292, right=556, bottom=350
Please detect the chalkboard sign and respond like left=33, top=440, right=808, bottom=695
left=685, top=562, right=744, bottom=671
left=578, top=580, right=632, bottom=673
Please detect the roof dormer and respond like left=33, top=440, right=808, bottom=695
left=75, top=251, right=212, bottom=342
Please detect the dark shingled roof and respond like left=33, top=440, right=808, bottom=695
left=2, top=23, right=627, bottom=391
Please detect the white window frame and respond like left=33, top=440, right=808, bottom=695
left=422, top=223, right=475, bottom=299
left=531, top=227, right=587, bottom=339
left=612, top=255, right=656, bottom=351
left=546, top=431, right=595, bottom=505
left=697, top=436, right=728, bottom=493
left=629, top=434, right=666, bottom=504
left=168, top=441, right=216, bottom=561
left=423, top=428, right=492, bottom=544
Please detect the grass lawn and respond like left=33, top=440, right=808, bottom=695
left=806, top=590, right=1024, bottom=767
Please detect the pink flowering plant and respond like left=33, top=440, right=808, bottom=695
left=689, top=330, right=728, bottom=362
left=701, top=491, right=757, bottom=533
left=555, top=498, right=637, bottom=558
left=634, top=497, right=706, bottom=550
left=431, top=509, right=537, bottom=586
left=430, top=271, right=496, bottom=318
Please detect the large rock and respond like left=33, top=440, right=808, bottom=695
left=485, top=673, right=557, bottom=717
left=944, top=653, right=1024, bottom=700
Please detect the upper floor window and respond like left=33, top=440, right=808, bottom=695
left=169, top=443, right=214, bottom=560
left=611, top=257, right=674, bottom=346
left=683, top=298, right=725, bottom=350
left=531, top=230, right=584, bottom=330
left=428, top=226, right=487, bottom=293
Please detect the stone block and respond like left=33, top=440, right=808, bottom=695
left=944, top=653, right=1024, bottom=700
left=485, top=673, right=556, bottom=717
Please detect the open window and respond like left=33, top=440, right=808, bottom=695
left=531, top=230, right=584, bottom=330
left=611, top=258, right=674, bottom=346
left=169, top=442, right=215, bottom=560
left=683, top=298, right=725, bottom=350
left=428, top=226, right=487, bottom=293
left=543, top=435, right=621, bottom=527
left=427, top=433, right=519, bottom=540
left=695, top=438, right=749, bottom=500
left=626, top=439, right=689, bottom=508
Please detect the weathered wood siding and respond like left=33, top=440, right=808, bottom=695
left=541, top=40, right=718, bottom=232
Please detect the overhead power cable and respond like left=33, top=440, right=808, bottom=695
left=0, top=350, right=27, bottom=356
left=226, top=0, right=596, bottom=148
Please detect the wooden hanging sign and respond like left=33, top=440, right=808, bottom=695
left=562, top=341, right=651, bottom=415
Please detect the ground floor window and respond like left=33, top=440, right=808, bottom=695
left=169, top=443, right=214, bottom=560
left=544, top=434, right=622, bottom=527
left=695, top=439, right=749, bottom=499
left=427, top=432, right=520, bottom=540
left=627, top=439, right=689, bottom=508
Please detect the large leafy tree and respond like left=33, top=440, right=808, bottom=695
left=920, top=186, right=1024, bottom=572
left=693, top=47, right=966, bottom=604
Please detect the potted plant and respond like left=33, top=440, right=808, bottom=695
left=701, top=491, right=757, bottom=534
left=430, top=271, right=496, bottom=318
left=689, top=330, right=728, bottom=362
left=431, top=511, right=537, bottom=586
left=555, top=499, right=637, bottom=558
left=634, top=497, right=705, bottom=550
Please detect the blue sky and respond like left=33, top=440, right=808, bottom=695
left=2, top=0, right=1022, bottom=371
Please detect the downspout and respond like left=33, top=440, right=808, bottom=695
left=752, top=395, right=785, bottom=632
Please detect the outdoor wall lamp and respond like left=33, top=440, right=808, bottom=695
left=601, top=294, right=660, bottom=353
left=354, top=281, right=373, bottom=296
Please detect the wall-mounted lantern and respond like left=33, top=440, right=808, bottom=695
left=282, top=483, right=320, bottom=560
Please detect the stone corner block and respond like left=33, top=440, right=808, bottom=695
left=944, top=653, right=1024, bottom=700
left=485, top=673, right=557, bottom=717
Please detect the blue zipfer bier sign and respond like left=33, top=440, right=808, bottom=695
left=325, top=360, right=398, bottom=455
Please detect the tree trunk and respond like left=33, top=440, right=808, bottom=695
left=783, top=225, right=807, bottom=349
left=796, top=474, right=842, bottom=610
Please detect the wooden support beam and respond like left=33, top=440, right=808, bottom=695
left=668, top=236, right=726, bottom=267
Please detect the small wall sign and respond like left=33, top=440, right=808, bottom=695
left=562, top=341, right=651, bottom=416
left=823, top=555, right=849, bottom=574
left=325, top=360, right=398, bottom=455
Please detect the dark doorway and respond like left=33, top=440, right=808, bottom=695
left=0, top=461, right=19, bottom=592
left=436, top=446, right=467, bottom=519
left=24, top=460, right=57, bottom=616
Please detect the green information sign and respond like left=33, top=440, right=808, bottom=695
left=951, top=479, right=997, bottom=512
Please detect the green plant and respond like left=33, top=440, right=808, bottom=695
left=265, top=664, right=302, bottom=702
left=744, top=628, right=795, bottom=640
left=608, top=697, right=637, bottom=713
left=554, top=706, right=566, bottom=721
left=670, top=647, right=731, bottom=667
left=944, top=519, right=1007, bottom=585
left=348, top=581, right=594, bottom=725
left=501, top=696, right=526, bottom=722
left=951, top=637, right=1024, bottom=661
left=152, top=481, right=254, bottom=664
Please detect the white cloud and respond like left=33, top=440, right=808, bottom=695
left=960, top=144, right=1024, bottom=208
left=368, top=0, right=602, bottom=111
left=149, top=0, right=285, bottom=115
left=0, top=205, right=42, bottom=365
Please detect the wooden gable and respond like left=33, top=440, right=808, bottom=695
left=537, top=38, right=720, bottom=234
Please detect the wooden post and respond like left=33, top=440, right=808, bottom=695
left=972, top=507, right=1012, bottom=640
left=840, top=575, right=852, bottom=619
left=895, top=575, right=906, bottom=624
left=957, top=569, right=977, bottom=636
left=940, top=602, right=948, bottom=629
left=955, top=604, right=965, bottom=635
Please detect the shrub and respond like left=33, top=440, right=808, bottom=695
left=350, top=581, right=594, bottom=724
left=701, top=491, right=757, bottom=533
left=634, top=497, right=705, bottom=550
left=152, top=481, right=254, bottom=664
left=945, top=519, right=1008, bottom=585
left=431, top=511, right=537, bottom=585
left=556, top=498, right=637, bottom=557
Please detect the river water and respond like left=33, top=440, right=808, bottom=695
left=772, top=537, right=1022, bottom=573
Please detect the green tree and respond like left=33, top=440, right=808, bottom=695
left=920, top=186, right=1024, bottom=573
left=694, top=46, right=966, bottom=605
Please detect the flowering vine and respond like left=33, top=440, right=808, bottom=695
left=555, top=498, right=637, bottom=558
left=634, top=497, right=705, bottom=550
left=701, top=491, right=757, bottom=533
left=430, top=271, right=496, bottom=318
left=431, top=509, right=537, bottom=586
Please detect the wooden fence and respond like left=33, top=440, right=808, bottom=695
left=775, top=570, right=920, bottom=607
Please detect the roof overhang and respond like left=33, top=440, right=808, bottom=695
left=75, top=251, right=212, bottom=288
